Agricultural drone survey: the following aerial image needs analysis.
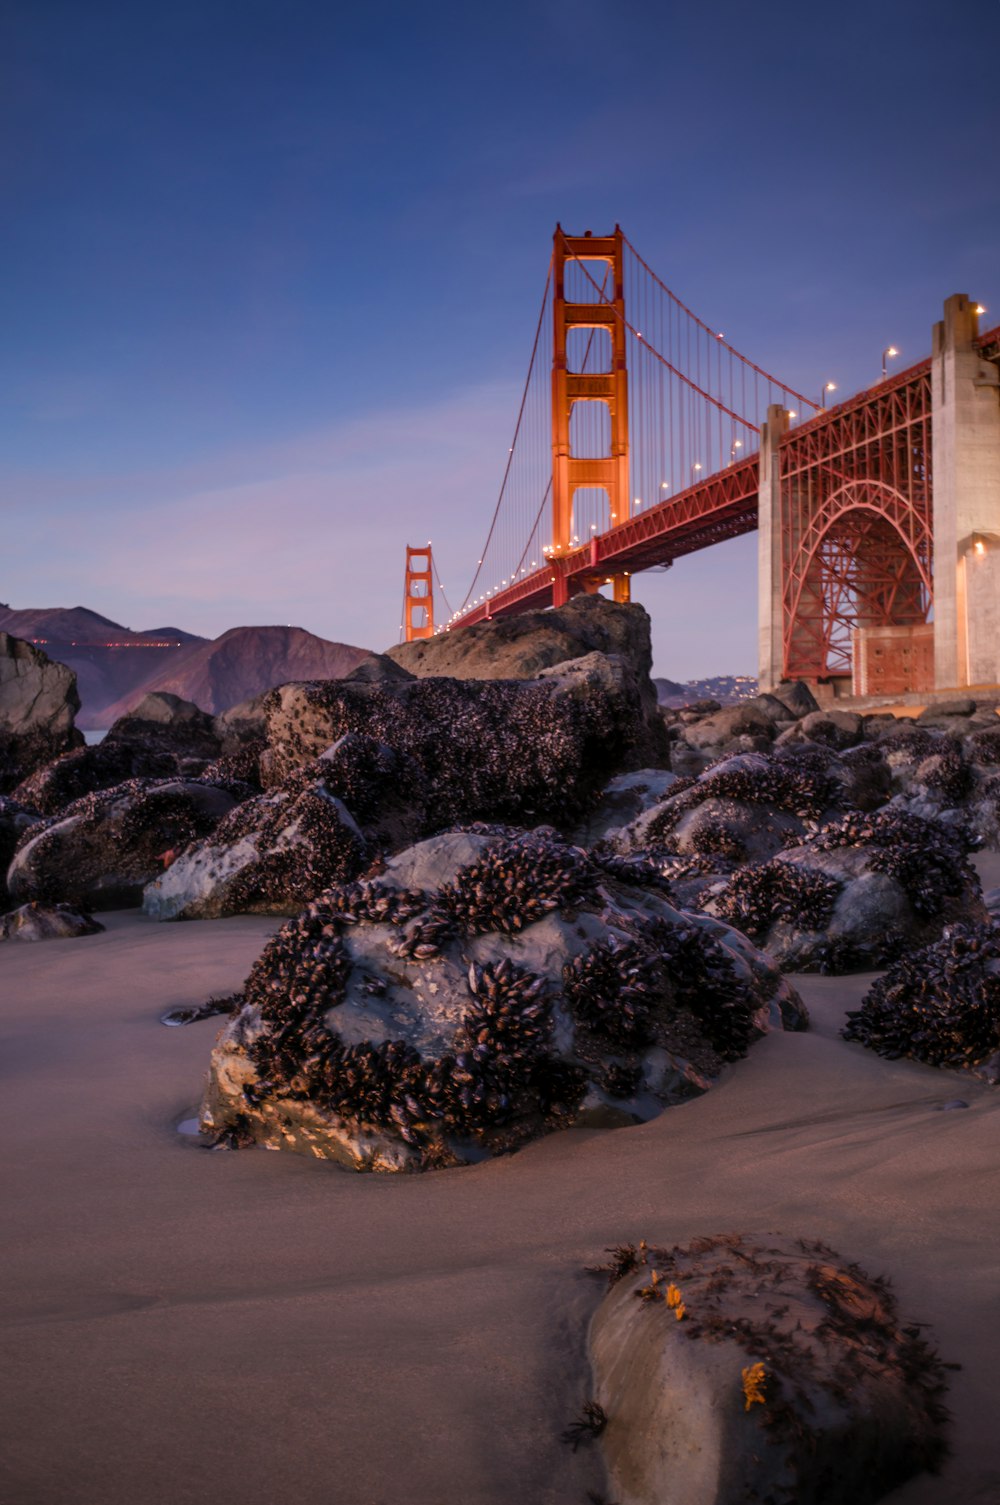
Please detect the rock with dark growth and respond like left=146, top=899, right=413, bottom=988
left=614, top=750, right=851, bottom=870
left=258, top=656, right=653, bottom=830
left=199, top=827, right=805, bottom=1171
left=105, top=692, right=221, bottom=762
left=0, top=633, right=83, bottom=792
left=589, top=1232, right=948, bottom=1505
left=709, top=807, right=985, bottom=971
left=0, top=901, right=104, bottom=942
left=12, top=740, right=178, bottom=816
left=143, top=768, right=368, bottom=920
left=7, top=777, right=240, bottom=910
left=844, top=921, right=1000, bottom=1081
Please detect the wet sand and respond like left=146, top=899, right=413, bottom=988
left=3, top=887, right=1000, bottom=1505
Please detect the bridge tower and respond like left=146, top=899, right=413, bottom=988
left=551, top=226, right=630, bottom=605
left=403, top=544, right=434, bottom=642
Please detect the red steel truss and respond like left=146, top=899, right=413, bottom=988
left=779, top=362, right=933, bottom=679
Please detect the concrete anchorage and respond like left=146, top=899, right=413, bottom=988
left=931, top=295, right=1000, bottom=688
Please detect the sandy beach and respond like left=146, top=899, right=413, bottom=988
left=3, top=870, right=1000, bottom=1505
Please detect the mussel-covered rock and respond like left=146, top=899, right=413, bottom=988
left=12, top=740, right=178, bottom=816
left=844, top=922, right=1000, bottom=1081
left=258, top=656, right=652, bottom=829
left=588, top=1232, right=948, bottom=1505
left=0, top=901, right=104, bottom=942
left=709, top=808, right=985, bottom=972
left=199, top=827, right=805, bottom=1171
left=7, top=777, right=241, bottom=910
left=571, top=768, right=678, bottom=848
left=143, top=768, right=368, bottom=920
left=613, top=750, right=851, bottom=870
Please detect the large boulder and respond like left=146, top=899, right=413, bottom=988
left=143, top=768, right=368, bottom=920
left=679, top=703, right=777, bottom=754
left=844, top=920, right=1000, bottom=1081
left=385, top=596, right=668, bottom=767
left=0, top=633, right=83, bottom=791
left=0, top=901, right=103, bottom=942
left=7, top=777, right=240, bottom=910
left=257, top=656, right=656, bottom=829
left=104, top=691, right=221, bottom=762
left=709, top=808, right=986, bottom=971
left=588, top=1232, right=947, bottom=1505
left=199, top=827, right=805, bottom=1170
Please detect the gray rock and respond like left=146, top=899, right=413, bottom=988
left=682, top=704, right=777, bottom=751
left=213, top=693, right=269, bottom=753
left=343, top=653, right=416, bottom=684
left=8, top=777, right=240, bottom=910
left=199, top=827, right=805, bottom=1171
left=797, top=709, right=863, bottom=750
left=744, top=692, right=796, bottom=725
left=770, top=678, right=820, bottom=717
left=0, top=901, right=104, bottom=942
left=589, top=1232, right=947, bottom=1505
left=570, top=769, right=678, bottom=847
left=917, top=697, right=977, bottom=720
left=143, top=772, right=367, bottom=920
left=0, top=633, right=83, bottom=791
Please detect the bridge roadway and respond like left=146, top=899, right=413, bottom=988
left=450, top=321, right=1000, bottom=632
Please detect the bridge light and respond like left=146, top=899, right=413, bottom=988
left=787, top=410, right=797, bottom=419
left=881, top=346, right=899, bottom=379
left=975, top=539, right=986, bottom=556
left=660, top=481, right=670, bottom=490
left=821, top=382, right=837, bottom=407
left=975, top=305, right=986, bottom=316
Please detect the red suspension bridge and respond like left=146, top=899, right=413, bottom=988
left=406, top=227, right=1000, bottom=698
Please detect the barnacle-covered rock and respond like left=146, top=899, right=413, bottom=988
left=199, top=827, right=805, bottom=1171
left=258, top=657, right=649, bottom=830
left=589, top=1232, right=948, bottom=1505
left=709, top=808, right=985, bottom=971
left=0, top=795, right=39, bottom=909
left=843, top=922, right=1000, bottom=1080
left=143, top=768, right=368, bottom=920
left=0, top=901, right=104, bottom=942
left=570, top=768, right=678, bottom=847
left=7, top=777, right=240, bottom=910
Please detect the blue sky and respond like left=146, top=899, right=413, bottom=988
left=3, top=0, right=999, bottom=676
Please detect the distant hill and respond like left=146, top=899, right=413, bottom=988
left=654, top=674, right=758, bottom=707
left=0, top=604, right=206, bottom=728
left=97, top=625, right=373, bottom=723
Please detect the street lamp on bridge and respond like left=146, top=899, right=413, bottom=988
left=821, top=382, right=837, bottom=407
left=881, top=346, right=899, bottom=380
left=691, top=462, right=703, bottom=482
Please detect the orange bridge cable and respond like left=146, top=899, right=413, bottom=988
left=621, top=233, right=822, bottom=412
left=458, top=256, right=555, bottom=614
left=555, top=231, right=761, bottom=435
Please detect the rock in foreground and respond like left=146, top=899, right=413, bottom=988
left=589, top=1232, right=948, bottom=1505
left=8, top=777, right=241, bottom=910
left=200, top=828, right=805, bottom=1171
left=0, top=901, right=104, bottom=942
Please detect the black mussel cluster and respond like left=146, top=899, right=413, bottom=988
left=916, top=745, right=974, bottom=804
left=844, top=922, right=1000, bottom=1076
left=787, top=808, right=977, bottom=919
left=437, top=832, right=596, bottom=935
left=716, top=860, right=844, bottom=941
left=563, top=933, right=662, bottom=1046
left=315, top=733, right=423, bottom=825
left=649, top=753, right=844, bottom=837
left=968, top=727, right=1000, bottom=766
